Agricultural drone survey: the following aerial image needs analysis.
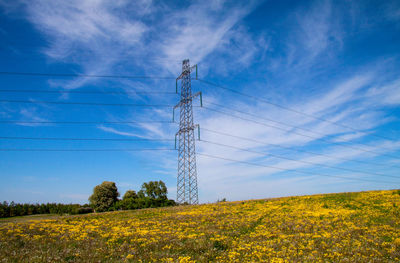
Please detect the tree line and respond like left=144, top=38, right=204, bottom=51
left=0, top=202, right=93, bottom=218
left=0, top=180, right=175, bottom=218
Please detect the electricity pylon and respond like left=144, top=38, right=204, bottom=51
left=174, top=59, right=202, bottom=204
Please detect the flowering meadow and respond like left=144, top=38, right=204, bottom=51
left=1, top=190, right=399, bottom=262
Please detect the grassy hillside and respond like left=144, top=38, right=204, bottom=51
left=1, top=190, right=399, bottom=262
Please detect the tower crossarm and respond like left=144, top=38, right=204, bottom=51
left=175, top=124, right=200, bottom=149
left=175, top=63, right=198, bottom=93
left=173, top=91, right=203, bottom=110
left=176, top=64, right=197, bottom=80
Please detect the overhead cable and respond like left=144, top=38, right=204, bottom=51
left=0, top=148, right=175, bottom=152
left=197, top=152, right=398, bottom=184
left=201, top=106, right=399, bottom=160
left=0, top=99, right=173, bottom=107
left=0, top=136, right=173, bottom=142
left=0, top=71, right=176, bottom=80
left=206, top=101, right=395, bottom=153
left=199, top=139, right=400, bottom=179
left=201, top=127, right=400, bottom=169
left=0, top=89, right=177, bottom=95
left=0, top=120, right=174, bottom=124
left=197, top=78, right=396, bottom=142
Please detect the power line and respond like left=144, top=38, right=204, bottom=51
left=0, top=71, right=176, bottom=80
left=199, top=139, right=400, bottom=179
left=197, top=153, right=398, bottom=184
left=1, top=72, right=395, bottom=142
left=197, top=78, right=397, bottom=142
left=0, top=120, right=174, bottom=125
left=0, top=49, right=184, bottom=63
left=6, top=135, right=396, bottom=178
left=0, top=90, right=389, bottom=152
left=201, top=106, right=399, bottom=160
left=206, top=101, right=395, bottom=153
left=0, top=148, right=175, bottom=152
left=6, top=98, right=394, bottom=158
left=201, top=127, right=400, bottom=169
left=0, top=136, right=173, bottom=142
left=0, top=89, right=178, bottom=95
left=0, top=99, right=173, bottom=107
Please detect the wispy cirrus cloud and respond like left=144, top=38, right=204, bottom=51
left=300, top=74, right=372, bottom=117
left=23, top=0, right=150, bottom=89
left=97, top=125, right=149, bottom=139
left=331, top=132, right=367, bottom=143
left=294, top=0, right=342, bottom=60
left=16, top=107, right=49, bottom=126
left=3, top=0, right=263, bottom=85
left=366, top=78, right=400, bottom=106
left=156, top=1, right=261, bottom=73
left=267, top=0, right=343, bottom=75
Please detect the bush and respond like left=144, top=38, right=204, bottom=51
left=77, top=207, right=94, bottom=214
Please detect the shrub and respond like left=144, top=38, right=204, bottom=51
left=77, top=207, right=94, bottom=214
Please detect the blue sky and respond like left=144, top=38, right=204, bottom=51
left=0, top=0, right=399, bottom=204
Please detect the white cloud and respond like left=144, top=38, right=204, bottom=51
left=27, top=0, right=147, bottom=51
left=296, top=0, right=342, bottom=58
left=270, top=0, right=342, bottom=71
left=138, top=122, right=169, bottom=138
left=98, top=125, right=149, bottom=138
left=14, top=107, right=50, bottom=126
left=332, top=132, right=367, bottom=142
left=301, top=74, right=372, bottom=117
left=3, top=0, right=263, bottom=89
left=157, top=1, right=260, bottom=73
left=8, top=0, right=150, bottom=90
left=366, top=79, right=400, bottom=106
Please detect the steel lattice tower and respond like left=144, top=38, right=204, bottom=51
left=174, top=59, right=201, bottom=204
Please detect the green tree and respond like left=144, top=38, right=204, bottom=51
left=119, top=190, right=139, bottom=210
left=123, top=190, right=138, bottom=200
left=140, top=180, right=167, bottom=199
left=89, top=181, right=119, bottom=212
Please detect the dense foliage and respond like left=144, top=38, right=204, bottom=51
left=0, top=190, right=399, bottom=262
left=89, top=180, right=175, bottom=212
left=89, top=181, right=120, bottom=212
left=114, top=180, right=175, bottom=210
left=0, top=202, right=93, bottom=218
